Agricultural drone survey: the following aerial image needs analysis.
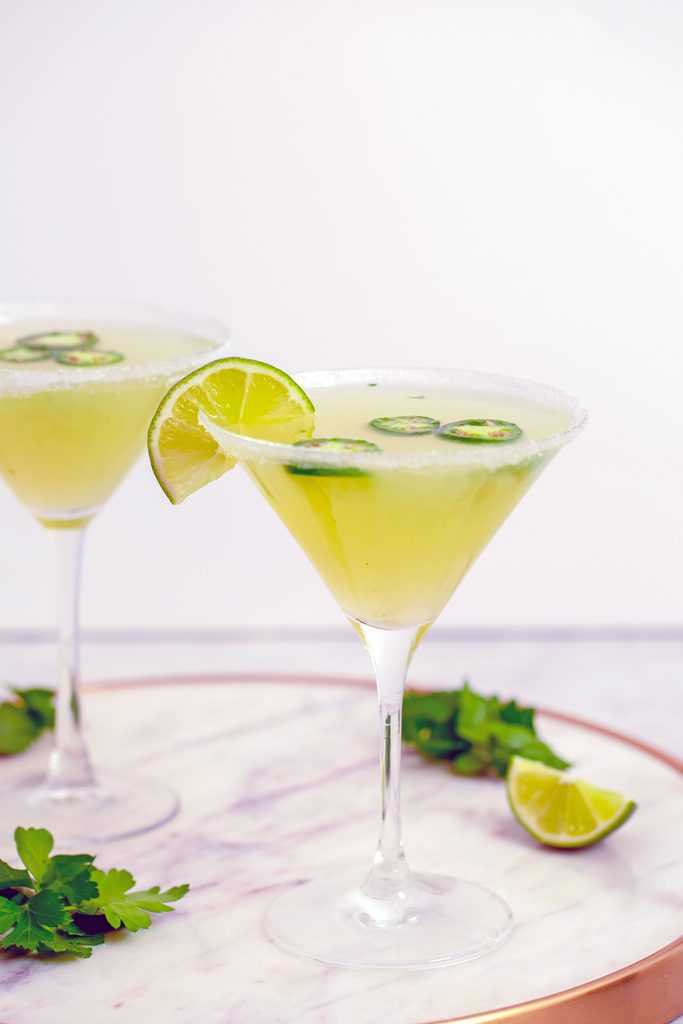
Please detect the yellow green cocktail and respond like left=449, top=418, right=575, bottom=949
left=0, top=302, right=229, bottom=842
left=149, top=360, right=585, bottom=968
left=242, top=380, right=572, bottom=630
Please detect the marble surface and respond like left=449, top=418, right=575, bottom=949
left=0, top=632, right=681, bottom=1024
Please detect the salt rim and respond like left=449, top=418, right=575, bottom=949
left=202, top=367, right=587, bottom=471
left=0, top=301, right=230, bottom=394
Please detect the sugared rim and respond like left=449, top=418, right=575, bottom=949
left=203, top=366, right=587, bottom=471
left=0, top=300, right=230, bottom=392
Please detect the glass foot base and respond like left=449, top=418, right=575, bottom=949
left=0, top=772, right=180, bottom=845
left=266, top=870, right=513, bottom=969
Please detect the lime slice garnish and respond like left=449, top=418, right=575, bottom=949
left=148, top=357, right=315, bottom=504
left=506, top=755, right=636, bottom=848
left=19, top=331, right=98, bottom=351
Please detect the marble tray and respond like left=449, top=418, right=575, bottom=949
left=0, top=674, right=681, bottom=1024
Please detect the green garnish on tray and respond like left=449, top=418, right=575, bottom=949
left=402, top=682, right=569, bottom=777
left=0, top=688, right=54, bottom=755
left=0, top=827, right=188, bottom=958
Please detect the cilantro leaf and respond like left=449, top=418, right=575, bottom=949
left=0, top=703, right=39, bottom=754
left=457, top=684, right=497, bottom=744
left=499, top=698, right=535, bottom=731
left=15, top=827, right=53, bottom=887
left=0, top=894, right=22, bottom=933
left=0, top=688, right=55, bottom=756
left=43, top=855, right=98, bottom=905
left=402, top=682, right=569, bottom=777
left=81, top=869, right=189, bottom=932
left=0, top=890, right=70, bottom=951
left=40, top=925, right=105, bottom=958
left=0, top=859, right=31, bottom=889
left=0, top=827, right=189, bottom=959
left=402, top=690, right=468, bottom=760
left=451, top=749, right=488, bottom=776
left=14, top=688, right=55, bottom=731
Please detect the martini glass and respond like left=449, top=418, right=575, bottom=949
left=0, top=301, right=229, bottom=842
left=206, top=366, right=585, bottom=969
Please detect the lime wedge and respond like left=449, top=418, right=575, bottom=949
left=506, top=755, right=636, bottom=848
left=148, top=357, right=314, bottom=504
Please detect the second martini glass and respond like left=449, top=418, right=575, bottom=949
left=0, top=302, right=229, bottom=842
left=203, top=366, right=585, bottom=969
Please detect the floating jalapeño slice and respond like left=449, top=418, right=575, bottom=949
left=19, top=330, right=99, bottom=351
left=0, top=346, right=51, bottom=363
left=55, top=349, right=124, bottom=366
left=370, top=415, right=440, bottom=435
left=438, top=419, right=523, bottom=443
left=286, top=437, right=380, bottom=477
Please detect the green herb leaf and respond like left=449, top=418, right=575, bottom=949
left=457, top=684, right=497, bottom=744
left=0, top=827, right=189, bottom=959
left=81, top=869, right=189, bottom=931
left=402, top=681, right=569, bottom=777
left=451, top=749, right=489, bottom=776
left=43, top=855, right=98, bottom=905
left=498, top=698, right=535, bottom=731
left=0, top=890, right=70, bottom=951
left=0, top=688, right=55, bottom=755
left=0, top=703, right=39, bottom=754
left=38, top=932, right=104, bottom=958
left=14, top=688, right=55, bottom=731
left=15, top=827, right=54, bottom=887
left=0, top=859, right=32, bottom=889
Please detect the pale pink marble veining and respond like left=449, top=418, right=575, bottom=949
left=0, top=664, right=680, bottom=1024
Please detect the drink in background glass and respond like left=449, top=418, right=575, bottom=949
left=0, top=302, right=229, bottom=842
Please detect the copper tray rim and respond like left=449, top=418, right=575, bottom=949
left=88, top=671, right=683, bottom=1024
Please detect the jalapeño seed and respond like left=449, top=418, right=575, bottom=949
left=286, top=437, right=380, bottom=476
left=370, top=415, right=440, bottom=435
left=19, top=331, right=99, bottom=351
left=437, top=419, right=523, bottom=443
left=55, top=349, right=124, bottom=366
left=0, top=346, right=51, bottom=363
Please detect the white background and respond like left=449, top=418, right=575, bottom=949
left=0, top=0, right=681, bottom=631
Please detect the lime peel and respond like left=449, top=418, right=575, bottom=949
left=147, top=357, right=314, bottom=504
left=506, top=755, right=637, bottom=848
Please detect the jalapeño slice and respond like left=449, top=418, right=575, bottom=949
left=370, top=415, right=440, bottom=435
left=55, top=349, right=124, bottom=366
left=0, top=346, right=51, bottom=363
left=437, top=419, right=523, bottom=443
left=286, top=437, right=380, bottom=476
left=19, top=331, right=99, bottom=351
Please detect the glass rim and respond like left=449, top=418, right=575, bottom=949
left=0, top=300, right=231, bottom=391
left=205, top=366, right=587, bottom=471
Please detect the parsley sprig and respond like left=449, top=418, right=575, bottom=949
left=0, top=827, right=188, bottom=957
left=402, top=682, right=569, bottom=776
left=0, top=688, right=55, bottom=755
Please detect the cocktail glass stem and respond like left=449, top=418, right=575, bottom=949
left=357, top=622, right=417, bottom=910
left=45, top=526, right=96, bottom=792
